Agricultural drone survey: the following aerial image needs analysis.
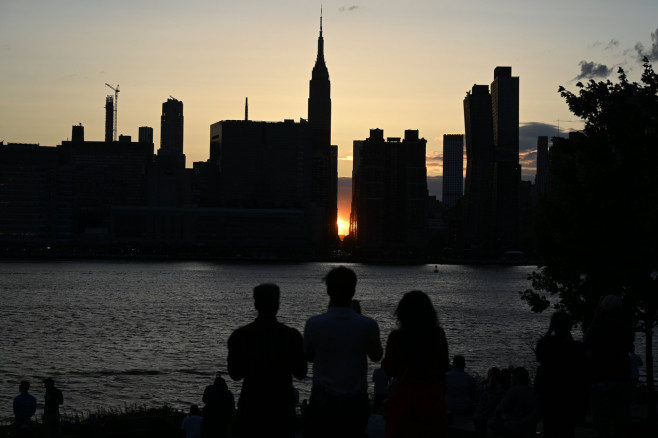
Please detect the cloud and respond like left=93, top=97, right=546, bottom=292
left=575, top=61, right=613, bottom=80
left=426, top=151, right=442, bottom=169
left=606, top=39, right=619, bottom=50
left=519, top=122, right=558, bottom=154
left=634, top=27, right=658, bottom=61
left=339, top=5, right=359, bottom=12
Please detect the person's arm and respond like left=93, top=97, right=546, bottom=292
left=291, top=328, right=308, bottom=379
left=368, top=322, right=383, bottom=362
left=303, top=320, right=315, bottom=362
left=227, top=332, right=245, bottom=381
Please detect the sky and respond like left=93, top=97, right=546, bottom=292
left=2, top=1, right=658, bottom=210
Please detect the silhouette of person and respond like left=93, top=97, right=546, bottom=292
left=534, top=310, right=586, bottom=438
left=381, top=290, right=450, bottom=438
left=473, top=367, right=504, bottom=438
left=629, top=344, right=643, bottom=387
left=371, top=367, right=389, bottom=414
left=584, top=294, right=635, bottom=437
left=303, top=266, right=383, bottom=438
left=13, top=381, right=37, bottom=428
left=489, top=367, right=540, bottom=438
left=42, top=378, right=63, bottom=438
left=227, top=283, right=307, bottom=438
left=445, top=354, right=477, bottom=415
left=201, top=374, right=234, bottom=438
left=181, top=404, right=203, bottom=438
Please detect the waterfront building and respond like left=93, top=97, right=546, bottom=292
left=463, top=85, right=495, bottom=250
left=462, top=67, right=521, bottom=252
left=491, top=67, right=520, bottom=249
left=442, top=134, right=464, bottom=209
left=351, top=129, right=428, bottom=251
left=0, top=143, right=72, bottom=244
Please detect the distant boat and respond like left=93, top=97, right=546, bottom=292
left=433, top=265, right=438, bottom=273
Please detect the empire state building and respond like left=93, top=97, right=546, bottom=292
left=308, top=12, right=338, bottom=246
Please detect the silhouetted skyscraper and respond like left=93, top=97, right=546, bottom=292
left=442, top=134, right=464, bottom=209
left=160, top=97, right=184, bottom=159
left=139, top=126, right=154, bottom=144
left=490, top=67, right=520, bottom=249
left=351, top=129, right=428, bottom=250
left=462, top=67, right=521, bottom=253
left=535, top=136, right=548, bottom=195
left=463, top=85, right=495, bottom=250
left=105, top=96, right=114, bottom=143
left=307, top=12, right=337, bottom=247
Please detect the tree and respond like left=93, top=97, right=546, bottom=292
left=521, top=58, right=658, bottom=423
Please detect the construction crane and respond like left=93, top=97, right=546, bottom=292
left=105, top=83, right=120, bottom=142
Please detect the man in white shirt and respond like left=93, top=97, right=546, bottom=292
left=304, top=266, right=383, bottom=438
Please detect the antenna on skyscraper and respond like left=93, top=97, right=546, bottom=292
left=245, top=97, right=249, bottom=121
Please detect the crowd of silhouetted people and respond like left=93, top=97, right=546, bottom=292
left=12, top=266, right=644, bottom=438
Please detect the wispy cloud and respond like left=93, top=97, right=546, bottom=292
left=426, top=152, right=442, bottom=168
left=339, top=5, right=359, bottom=12
left=575, top=61, right=613, bottom=80
left=635, top=27, right=658, bottom=61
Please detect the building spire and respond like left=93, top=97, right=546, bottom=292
left=245, top=97, right=248, bottom=121
left=320, top=6, right=323, bottom=37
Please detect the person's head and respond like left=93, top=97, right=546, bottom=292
left=19, top=381, right=30, bottom=393
left=213, top=373, right=228, bottom=390
left=253, top=283, right=280, bottom=317
left=395, top=290, right=438, bottom=329
left=452, top=355, right=466, bottom=370
left=548, top=310, right=573, bottom=337
left=324, top=266, right=357, bottom=307
left=44, top=378, right=54, bottom=389
left=511, top=367, right=531, bottom=386
left=189, top=404, right=200, bottom=416
left=487, top=367, right=501, bottom=385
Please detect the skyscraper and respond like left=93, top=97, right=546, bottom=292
left=490, top=67, right=520, bottom=249
left=105, top=96, right=114, bottom=143
left=351, top=129, right=428, bottom=250
left=462, top=67, right=521, bottom=252
left=463, top=85, right=495, bottom=250
left=535, top=136, right=548, bottom=195
left=160, top=97, right=184, bottom=159
left=307, top=12, right=337, bottom=246
left=442, top=134, right=464, bottom=209
left=139, top=126, right=154, bottom=144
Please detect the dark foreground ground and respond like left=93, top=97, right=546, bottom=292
left=1, top=402, right=655, bottom=438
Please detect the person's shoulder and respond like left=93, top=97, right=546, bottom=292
left=305, top=311, right=330, bottom=325
left=356, top=313, right=379, bottom=327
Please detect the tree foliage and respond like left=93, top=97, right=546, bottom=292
left=522, top=58, right=658, bottom=421
left=521, top=58, right=658, bottom=422
left=522, top=58, right=658, bottom=327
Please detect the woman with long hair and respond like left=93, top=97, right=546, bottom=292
left=381, top=290, right=450, bottom=437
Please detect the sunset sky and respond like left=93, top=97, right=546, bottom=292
left=2, top=1, right=657, bottom=218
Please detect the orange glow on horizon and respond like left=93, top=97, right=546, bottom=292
left=337, top=218, right=349, bottom=237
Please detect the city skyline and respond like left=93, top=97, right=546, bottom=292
left=2, top=1, right=657, bottom=181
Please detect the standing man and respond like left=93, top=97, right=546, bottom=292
left=304, top=266, right=383, bottom=438
left=227, top=283, right=307, bottom=438
left=13, top=381, right=37, bottom=427
left=43, top=378, right=63, bottom=438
